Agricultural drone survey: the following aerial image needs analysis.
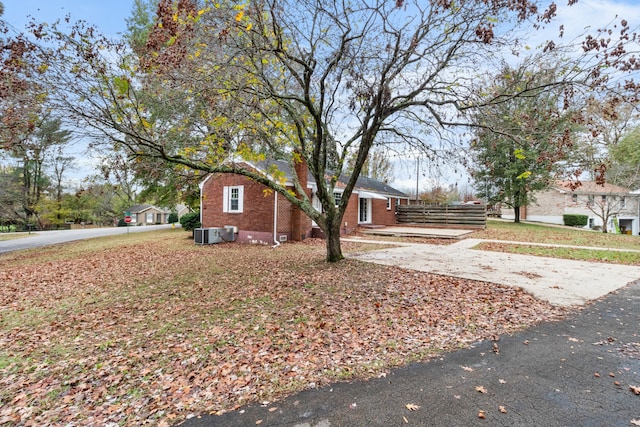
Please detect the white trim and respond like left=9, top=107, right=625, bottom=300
left=357, top=190, right=388, bottom=200
left=223, top=185, right=244, bottom=213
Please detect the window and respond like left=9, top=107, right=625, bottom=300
left=601, top=195, right=607, bottom=203
left=621, top=196, right=626, bottom=208
left=223, top=185, right=244, bottom=213
left=333, top=191, right=342, bottom=206
left=396, top=198, right=400, bottom=206
left=571, top=194, right=578, bottom=203
left=386, top=198, right=392, bottom=210
left=146, top=213, right=153, bottom=223
left=587, top=195, right=594, bottom=206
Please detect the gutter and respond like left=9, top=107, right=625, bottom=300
left=272, top=191, right=280, bottom=248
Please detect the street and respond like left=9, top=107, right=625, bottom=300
left=0, top=224, right=178, bottom=254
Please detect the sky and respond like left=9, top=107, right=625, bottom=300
left=3, top=0, right=640, bottom=195
left=3, top=0, right=132, bottom=36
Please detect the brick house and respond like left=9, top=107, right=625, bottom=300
left=503, top=181, right=639, bottom=234
left=199, top=160, right=410, bottom=244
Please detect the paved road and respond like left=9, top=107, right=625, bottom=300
left=0, top=224, right=178, bottom=254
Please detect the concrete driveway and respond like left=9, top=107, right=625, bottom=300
left=347, top=237, right=640, bottom=306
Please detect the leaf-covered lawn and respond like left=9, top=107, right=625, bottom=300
left=0, top=230, right=567, bottom=426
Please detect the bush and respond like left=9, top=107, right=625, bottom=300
left=117, top=218, right=127, bottom=227
left=563, top=214, right=588, bottom=227
left=168, top=212, right=178, bottom=223
left=179, top=212, right=201, bottom=232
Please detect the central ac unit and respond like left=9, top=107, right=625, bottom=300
left=195, top=227, right=227, bottom=244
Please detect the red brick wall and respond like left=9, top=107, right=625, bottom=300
left=201, top=173, right=275, bottom=234
left=342, top=194, right=359, bottom=234
left=201, top=173, right=314, bottom=242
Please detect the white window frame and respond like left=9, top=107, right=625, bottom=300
left=223, top=185, right=244, bottom=213
left=333, top=191, right=342, bottom=207
left=620, top=196, right=626, bottom=208
left=386, top=198, right=392, bottom=210
left=146, top=212, right=153, bottom=223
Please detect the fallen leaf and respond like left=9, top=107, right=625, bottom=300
left=462, top=366, right=474, bottom=372
left=499, top=405, right=507, bottom=413
left=405, top=403, right=420, bottom=411
left=268, top=407, right=278, bottom=412
left=608, top=372, right=615, bottom=378
left=492, top=343, right=499, bottom=354
left=475, top=385, right=487, bottom=393
left=478, top=410, right=486, bottom=419
left=594, top=372, right=601, bottom=378
left=614, top=381, right=621, bottom=387
left=631, top=419, right=640, bottom=426
left=498, top=379, right=507, bottom=384
left=255, top=420, right=263, bottom=425
left=630, top=385, right=640, bottom=395
left=523, top=340, right=530, bottom=345
left=403, top=416, right=409, bottom=423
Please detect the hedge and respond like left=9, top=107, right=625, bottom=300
left=563, top=214, right=588, bottom=227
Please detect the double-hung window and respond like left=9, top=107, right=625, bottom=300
left=333, top=192, right=342, bottom=207
left=223, top=185, right=244, bottom=213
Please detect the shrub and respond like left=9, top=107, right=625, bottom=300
left=168, top=212, right=178, bottom=223
left=563, top=214, right=588, bottom=227
left=179, top=212, right=201, bottom=232
left=117, top=218, right=127, bottom=227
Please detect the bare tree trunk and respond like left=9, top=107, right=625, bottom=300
left=324, top=216, right=344, bottom=263
left=514, top=205, right=521, bottom=223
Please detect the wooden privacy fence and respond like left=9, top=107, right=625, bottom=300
left=396, top=204, right=487, bottom=228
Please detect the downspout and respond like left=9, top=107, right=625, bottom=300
left=272, top=191, right=280, bottom=248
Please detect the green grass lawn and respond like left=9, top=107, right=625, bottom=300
left=471, top=220, right=640, bottom=264
left=0, top=233, right=31, bottom=242
left=473, top=219, right=640, bottom=250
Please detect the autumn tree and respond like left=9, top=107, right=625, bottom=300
left=0, top=17, right=44, bottom=150
left=470, top=56, right=583, bottom=222
left=0, top=164, right=22, bottom=228
left=586, top=192, right=626, bottom=234
left=26, top=0, right=640, bottom=261
left=607, top=126, right=640, bottom=189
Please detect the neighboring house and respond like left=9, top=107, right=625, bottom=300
left=199, top=159, right=410, bottom=244
left=126, top=204, right=192, bottom=225
left=504, top=181, right=639, bottom=234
